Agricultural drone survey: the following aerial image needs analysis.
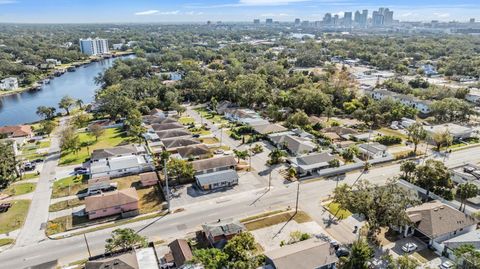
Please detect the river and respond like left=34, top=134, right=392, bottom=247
left=0, top=55, right=134, bottom=126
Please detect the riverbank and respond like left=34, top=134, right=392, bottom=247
left=0, top=50, right=135, bottom=98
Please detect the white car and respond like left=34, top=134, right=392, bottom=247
left=440, top=261, right=454, bottom=269
left=401, top=242, right=418, bottom=253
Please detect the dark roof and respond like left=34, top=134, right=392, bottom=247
left=168, top=239, right=193, bottom=266
left=202, top=221, right=245, bottom=238
left=85, top=252, right=139, bottom=269
left=91, top=145, right=142, bottom=160
left=177, top=144, right=210, bottom=158
left=162, top=138, right=200, bottom=150
left=297, top=152, right=335, bottom=166
left=323, top=126, right=358, bottom=136
left=195, top=170, right=238, bottom=186
left=156, top=129, right=191, bottom=140
left=191, top=156, right=237, bottom=172
left=143, top=116, right=177, bottom=124
left=151, top=122, right=184, bottom=132
left=85, top=188, right=139, bottom=212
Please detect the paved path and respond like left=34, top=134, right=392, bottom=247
left=14, top=117, right=67, bottom=247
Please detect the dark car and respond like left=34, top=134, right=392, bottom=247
left=74, top=167, right=87, bottom=172
left=75, top=169, right=88, bottom=175
left=33, top=158, right=44, bottom=163
left=336, top=247, right=350, bottom=258
left=0, top=203, right=12, bottom=213
left=192, top=134, right=200, bottom=138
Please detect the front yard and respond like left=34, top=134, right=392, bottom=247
left=1, top=183, right=36, bottom=197
left=59, top=127, right=133, bottom=166
left=52, top=175, right=89, bottom=198
left=193, top=107, right=229, bottom=125
left=0, top=200, right=31, bottom=234
left=326, top=202, right=352, bottom=220
left=242, top=211, right=312, bottom=231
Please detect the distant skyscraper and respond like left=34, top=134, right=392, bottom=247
left=344, top=12, right=352, bottom=26
left=384, top=8, right=394, bottom=25
left=323, top=13, right=332, bottom=25
left=354, top=11, right=361, bottom=24
left=362, top=10, right=368, bottom=25
left=266, top=18, right=273, bottom=24
left=253, top=19, right=260, bottom=24
left=470, top=18, right=476, bottom=24
left=295, top=18, right=301, bottom=25
left=333, top=14, right=339, bottom=25
left=79, top=38, right=109, bottom=55
left=372, top=11, right=384, bottom=26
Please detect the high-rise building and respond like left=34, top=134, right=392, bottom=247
left=384, top=8, right=394, bottom=25
left=372, top=11, right=384, bottom=26
left=295, top=18, right=301, bottom=25
left=253, top=19, right=260, bottom=24
left=470, top=18, right=476, bottom=24
left=362, top=10, right=368, bottom=25
left=79, top=38, right=109, bottom=55
left=323, top=13, right=332, bottom=25
left=344, top=12, right=352, bottom=26
left=333, top=14, right=339, bottom=25
left=266, top=18, right=273, bottom=24
left=354, top=11, right=361, bottom=24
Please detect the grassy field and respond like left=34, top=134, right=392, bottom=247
left=52, top=175, right=89, bottom=198
left=59, top=128, right=132, bottom=166
left=0, top=238, right=14, bottom=247
left=200, top=137, right=220, bottom=144
left=178, top=117, right=195, bottom=125
left=193, top=108, right=229, bottom=125
left=0, top=200, right=31, bottom=234
left=378, top=128, right=408, bottom=140
left=326, top=202, right=352, bottom=220
left=49, top=198, right=84, bottom=212
left=21, top=172, right=39, bottom=180
left=1, top=183, right=36, bottom=196
left=243, top=211, right=312, bottom=231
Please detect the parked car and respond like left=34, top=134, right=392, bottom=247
left=23, top=162, right=36, bottom=171
left=75, top=169, right=88, bottom=175
left=402, top=242, right=418, bottom=253
left=336, top=247, right=350, bottom=258
left=33, top=158, right=44, bottom=163
left=0, top=203, right=12, bottom=213
left=214, top=149, right=224, bottom=155
left=74, top=167, right=87, bottom=172
left=440, top=261, right=454, bottom=269
left=192, top=134, right=200, bottom=138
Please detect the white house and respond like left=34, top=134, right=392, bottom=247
left=423, top=123, right=474, bottom=140
left=358, top=142, right=388, bottom=159
left=367, top=89, right=432, bottom=114
left=398, top=200, right=477, bottom=254
left=0, top=77, right=19, bottom=91
left=89, top=154, right=154, bottom=178
left=289, top=152, right=338, bottom=177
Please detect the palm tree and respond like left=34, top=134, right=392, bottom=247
left=268, top=148, right=286, bottom=165
left=457, top=183, right=478, bottom=212
left=233, top=149, right=248, bottom=164
left=76, top=99, right=84, bottom=109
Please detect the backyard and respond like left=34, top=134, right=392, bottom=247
left=0, top=200, right=31, bottom=234
left=59, top=127, right=132, bottom=166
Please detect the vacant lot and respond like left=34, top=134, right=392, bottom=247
left=52, top=175, right=89, bottom=198
left=0, top=200, right=31, bottom=234
left=1, top=183, right=36, bottom=197
left=326, top=202, right=352, bottom=220
left=49, top=198, right=84, bottom=212
left=243, top=211, right=311, bottom=231
left=59, top=128, right=132, bottom=166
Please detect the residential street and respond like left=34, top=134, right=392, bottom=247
left=14, top=117, right=68, bottom=247
left=1, top=144, right=480, bottom=268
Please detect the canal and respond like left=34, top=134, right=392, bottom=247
left=0, top=55, right=134, bottom=126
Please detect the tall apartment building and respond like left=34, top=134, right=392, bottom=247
left=294, top=18, right=301, bottom=25
left=253, top=19, right=260, bottom=24
left=266, top=18, right=273, bottom=24
left=323, top=13, right=332, bottom=25
left=344, top=12, right=352, bottom=26
left=372, top=7, right=393, bottom=26
left=79, top=38, right=109, bottom=55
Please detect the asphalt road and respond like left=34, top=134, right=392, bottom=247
left=1, top=145, right=479, bottom=268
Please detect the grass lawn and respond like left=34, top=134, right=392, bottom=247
left=200, top=137, right=220, bottom=144
left=52, top=175, right=89, bottom=198
left=326, top=202, right=352, bottom=220
left=1, top=183, right=36, bottom=196
left=0, top=200, right=31, bottom=234
left=243, top=211, right=312, bottom=231
left=137, top=186, right=164, bottom=214
left=59, top=127, right=132, bottom=166
left=193, top=108, right=228, bottom=125
left=49, top=198, right=84, bottom=212
left=178, top=117, right=195, bottom=125
left=378, top=128, right=408, bottom=140
left=37, top=140, right=51, bottom=149
left=0, top=238, right=14, bottom=247
left=21, top=172, right=39, bottom=180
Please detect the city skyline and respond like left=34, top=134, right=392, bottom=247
left=0, top=0, right=479, bottom=23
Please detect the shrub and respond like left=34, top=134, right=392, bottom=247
left=376, top=135, right=402, bottom=146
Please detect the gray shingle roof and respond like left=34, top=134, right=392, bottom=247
left=91, top=145, right=144, bottom=161
left=191, top=156, right=237, bottom=172
left=195, top=170, right=238, bottom=186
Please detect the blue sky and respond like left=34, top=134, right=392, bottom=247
left=0, top=0, right=478, bottom=23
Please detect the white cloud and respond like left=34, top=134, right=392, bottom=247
left=433, top=12, right=450, bottom=18
left=159, top=10, right=180, bottom=15
left=239, top=0, right=309, bottom=5
left=185, top=11, right=204, bottom=15
left=260, top=13, right=291, bottom=17
left=135, top=10, right=159, bottom=16
left=0, top=0, right=17, bottom=4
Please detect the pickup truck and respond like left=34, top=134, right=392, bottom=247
left=77, top=182, right=118, bottom=198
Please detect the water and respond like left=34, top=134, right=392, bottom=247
left=0, top=55, right=134, bottom=126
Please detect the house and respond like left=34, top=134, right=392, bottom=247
left=423, top=123, right=474, bottom=141
left=269, top=132, right=316, bottom=156
left=150, top=122, right=185, bottom=132
left=358, top=142, right=388, bottom=159
left=224, top=108, right=266, bottom=125
left=191, top=155, right=237, bottom=175
left=264, top=239, right=338, bottom=269
left=176, top=144, right=211, bottom=160
left=0, top=125, right=33, bottom=144
left=195, top=169, right=239, bottom=191
left=139, top=172, right=159, bottom=187
left=443, top=229, right=480, bottom=253
left=89, top=154, right=155, bottom=178
left=45, top=59, right=61, bottom=66
left=91, top=145, right=147, bottom=162
left=87, top=176, right=112, bottom=192
left=85, top=247, right=159, bottom=269
left=156, top=129, right=192, bottom=140
left=252, top=123, right=288, bottom=135
left=323, top=126, right=358, bottom=139
left=289, top=152, right=338, bottom=177
left=399, top=200, right=477, bottom=253
left=85, top=188, right=139, bottom=220
left=167, top=239, right=193, bottom=268
left=162, top=138, right=201, bottom=152
left=87, top=120, right=124, bottom=130
left=366, top=89, right=432, bottom=114
left=202, top=220, right=246, bottom=247
left=142, top=115, right=178, bottom=125
left=323, top=132, right=341, bottom=141
left=0, top=77, right=19, bottom=90
left=421, top=64, right=438, bottom=76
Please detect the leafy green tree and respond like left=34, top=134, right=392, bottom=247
left=72, top=113, right=90, bottom=128
left=0, top=141, right=20, bottom=187
left=167, top=158, right=195, bottom=184
left=105, top=228, right=147, bottom=253
left=431, top=130, right=453, bottom=151
left=233, top=149, right=249, bottom=164
left=394, top=255, right=420, bottom=269
left=89, top=124, right=105, bottom=141
left=268, top=148, right=286, bottom=165
left=285, top=111, right=310, bottom=128
left=191, top=248, right=228, bottom=269
left=339, top=238, right=374, bottom=269
left=76, top=99, right=84, bottom=109
left=341, top=146, right=359, bottom=162
left=223, top=232, right=263, bottom=268
left=60, top=126, right=80, bottom=154
left=328, top=158, right=340, bottom=168
left=457, top=183, right=478, bottom=212
left=36, top=106, right=56, bottom=120
left=40, top=120, right=56, bottom=136
left=453, top=244, right=480, bottom=268
left=414, top=159, right=452, bottom=197
left=406, top=122, right=427, bottom=155
left=58, top=95, right=76, bottom=115
left=400, top=160, right=416, bottom=182
left=125, top=109, right=146, bottom=141
left=333, top=180, right=420, bottom=238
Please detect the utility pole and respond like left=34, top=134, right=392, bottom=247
left=84, top=234, right=92, bottom=258
left=163, top=159, right=170, bottom=213
left=295, top=182, right=300, bottom=214
left=220, top=126, right=223, bottom=147
left=268, top=169, right=272, bottom=191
